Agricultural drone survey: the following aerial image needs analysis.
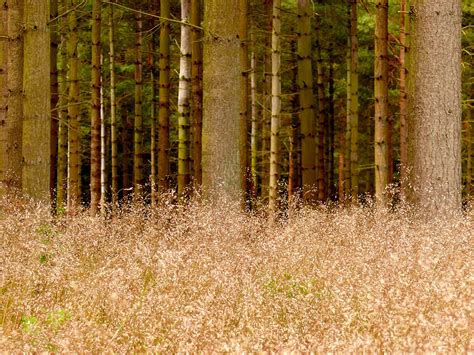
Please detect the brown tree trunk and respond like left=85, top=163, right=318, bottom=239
left=240, top=0, right=249, bottom=206
left=0, top=1, right=8, bottom=193
left=399, top=0, right=409, bottom=197
left=50, top=0, right=59, bottom=204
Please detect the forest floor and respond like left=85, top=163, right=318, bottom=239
left=0, top=196, right=472, bottom=352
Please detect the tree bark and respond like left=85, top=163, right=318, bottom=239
left=0, top=1, right=8, bottom=193
left=202, top=0, right=241, bottom=201
left=349, top=0, right=359, bottom=199
left=133, top=12, right=144, bottom=198
left=109, top=1, right=118, bottom=206
left=50, top=0, right=59, bottom=204
left=399, top=0, right=409, bottom=197
left=407, top=0, right=462, bottom=213
left=240, top=0, right=249, bottom=206
left=22, top=0, right=51, bottom=201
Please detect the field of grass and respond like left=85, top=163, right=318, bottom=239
left=0, top=196, right=472, bottom=352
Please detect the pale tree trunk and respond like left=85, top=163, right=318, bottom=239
left=288, top=33, right=299, bottom=202
left=90, top=0, right=101, bottom=215
left=349, top=0, right=359, bottom=199
left=22, top=0, right=51, bottom=201
left=100, top=54, right=106, bottom=214
left=57, top=0, right=68, bottom=208
left=374, top=0, right=389, bottom=204
left=5, top=0, right=23, bottom=190
left=50, top=0, right=59, bottom=204
left=109, top=1, right=118, bottom=206
left=0, top=1, right=8, bottom=193
left=67, top=0, right=80, bottom=209
left=133, top=12, right=143, bottom=198
left=240, top=0, right=249, bottom=206
left=268, top=0, right=281, bottom=213
left=202, top=0, right=241, bottom=201
left=297, top=0, right=316, bottom=202
left=158, top=0, right=171, bottom=193
left=399, top=0, right=408, bottom=197
left=178, top=0, right=192, bottom=199
left=191, top=0, right=203, bottom=189
left=407, top=0, right=462, bottom=213
left=250, top=30, right=258, bottom=197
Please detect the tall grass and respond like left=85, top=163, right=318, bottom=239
left=0, top=195, right=472, bottom=352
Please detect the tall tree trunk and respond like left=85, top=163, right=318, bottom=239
left=250, top=30, right=258, bottom=199
left=90, top=0, right=101, bottom=214
left=133, top=12, right=143, bottom=198
left=122, top=108, right=132, bottom=197
left=0, top=1, right=8, bottom=193
left=158, top=0, right=171, bottom=193
left=150, top=30, right=157, bottom=205
left=22, top=0, right=50, bottom=201
left=57, top=0, right=68, bottom=208
left=328, top=47, right=336, bottom=200
left=100, top=54, right=106, bottom=214
left=315, top=10, right=326, bottom=201
left=67, top=0, right=80, bottom=209
left=268, top=0, right=281, bottom=213
left=240, top=0, right=249, bottom=206
left=178, top=0, right=192, bottom=199
left=374, top=0, right=389, bottom=204
left=5, top=0, right=23, bottom=190
left=407, top=0, right=462, bottom=213
left=349, top=0, right=359, bottom=199
left=191, top=0, right=203, bottom=190
left=109, top=1, right=118, bottom=206
left=50, top=0, right=59, bottom=204
left=288, top=32, right=299, bottom=202
left=399, top=0, right=408, bottom=197
left=297, top=0, right=316, bottom=202
left=202, top=0, right=241, bottom=201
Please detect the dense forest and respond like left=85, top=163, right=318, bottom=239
left=0, top=0, right=472, bottom=214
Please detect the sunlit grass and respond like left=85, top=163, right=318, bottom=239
left=0, top=194, right=472, bottom=351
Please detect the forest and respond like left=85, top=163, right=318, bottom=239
left=0, top=0, right=472, bottom=352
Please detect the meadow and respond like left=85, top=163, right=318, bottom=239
left=0, top=195, right=472, bottom=352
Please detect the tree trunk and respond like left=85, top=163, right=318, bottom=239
left=90, top=0, right=101, bottom=215
left=50, top=0, right=59, bottom=204
left=109, top=1, right=118, bottom=206
left=22, top=0, right=51, bottom=201
left=240, top=0, right=249, bottom=206
left=268, top=0, right=281, bottom=213
left=158, top=0, right=171, bottom=193
left=297, top=0, right=316, bottom=202
left=250, top=30, right=258, bottom=199
left=328, top=47, right=336, bottom=200
left=288, top=32, right=299, bottom=202
left=178, top=0, right=192, bottom=199
left=349, top=0, right=359, bottom=199
left=0, top=1, right=8, bottom=193
left=399, top=0, right=408, bottom=197
left=133, top=12, right=144, bottom=198
left=100, top=53, right=106, bottom=214
left=4, top=0, right=23, bottom=191
left=202, top=0, right=241, bottom=201
left=67, top=0, right=80, bottom=209
left=407, top=0, right=462, bottom=213
left=374, top=0, right=389, bottom=204
left=150, top=30, right=157, bottom=206
left=191, top=0, right=203, bottom=189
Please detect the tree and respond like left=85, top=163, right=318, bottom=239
left=407, top=0, right=462, bottom=212
left=349, top=0, right=359, bottom=199
left=109, top=0, right=118, bottom=206
left=297, top=0, right=316, bottom=202
left=374, top=0, right=389, bottom=203
left=399, top=0, right=408, bottom=197
left=240, top=0, right=249, bottom=205
left=50, top=0, right=59, bottom=203
left=22, top=0, right=50, bottom=201
left=133, top=12, right=144, bottom=198
left=90, top=0, right=101, bottom=214
left=0, top=1, right=8, bottom=191
left=202, top=0, right=241, bottom=201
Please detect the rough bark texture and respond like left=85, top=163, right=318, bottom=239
left=250, top=30, right=258, bottom=197
left=399, top=0, right=408, bottom=196
left=109, top=1, right=118, bottom=205
left=90, top=0, right=101, bottom=214
left=50, top=0, right=59, bottom=203
left=268, top=0, right=281, bottom=213
left=202, top=0, right=241, bottom=201
left=133, top=12, right=144, bottom=197
left=178, top=0, right=192, bottom=198
left=150, top=32, right=157, bottom=205
left=22, top=0, right=51, bottom=201
left=67, top=0, right=80, bottom=209
left=5, top=0, right=23, bottom=190
left=297, top=0, right=316, bottom=202
left=158, top=0, right=170, bottom=193
left=349, top=0, right=359, bottom=198
left=374, top=0, right=389, bottom=203
left=191, top=0, right=203, bottom=188
left=0, top=1, right=8, bottom=192
left=239, top=0, right=249, bottom=205
left=407, top=0, right=462, bottom=213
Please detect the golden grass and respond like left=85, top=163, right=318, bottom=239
left=0, top=196, right=472, bottom=352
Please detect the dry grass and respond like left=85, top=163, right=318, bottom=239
left=0, top=196, right=472, bottom=352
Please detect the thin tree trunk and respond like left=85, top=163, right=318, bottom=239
left=328, top=47, right=336, bottom=200
left=122, top=108, right=132, bottom=198
left=288, top=32, right=299, bottom=202
left=374, top=0, right=389, bottom=204
left=150, top=34, right=157, bottom=206
left=250, top=30, right=258, bottom=199
left=399, top=0, right=408, bottom=197
left=407, top=0, right=462, bottom=213
left=100, top=53, right=106, bottom=214
left=158, top=0, right=171, bottom=193
left=240, top=0, right=249, bottom=206
left=133, top=12, right=144, bottom=198
left=109, top=1, right=118, bottom=206
left=90, top=0, right=101, bottom=215
left=202, top=0, right=241, bottom=201
left=22, top=0, right=51, bottom=201
left=178, top=0, right=192, bottom=199
left=5, top=0, right=23, bottom=190
left=0, top=2, right=8, bottom=193
left=268, top=0, right=281, bottom=214
left=349, top=0, right=359, bottom=199
left=191, top=0, right=203, bottom=190
left=297, top=0, right=316, bottom=202
left=50, top=0, right=59, bottom=204
left=67, top=0, right=80, bottom=209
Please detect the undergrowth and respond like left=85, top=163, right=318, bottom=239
left=0, top=195, right=472, bottom=352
